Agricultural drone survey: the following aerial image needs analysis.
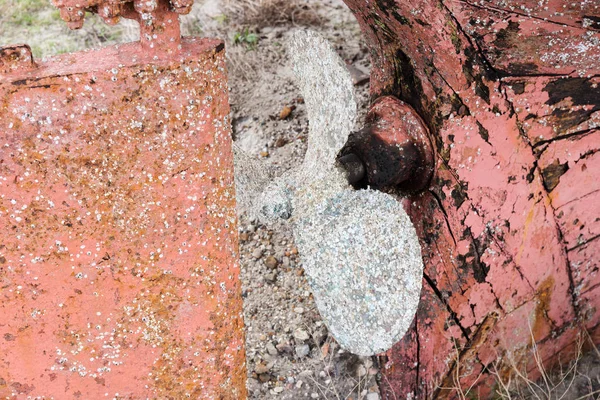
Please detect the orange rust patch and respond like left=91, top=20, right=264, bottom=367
left=533, top=276, right=555, bottom=343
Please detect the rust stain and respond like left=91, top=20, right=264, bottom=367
left=532, top=275, right=554, bottom=343
left=435, top=312, right=499, bottom=399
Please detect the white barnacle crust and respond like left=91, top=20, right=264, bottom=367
left=233, top=30, right=424, bottom=356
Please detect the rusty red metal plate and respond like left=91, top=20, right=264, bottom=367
left=0, top=38, right=246, bottom=399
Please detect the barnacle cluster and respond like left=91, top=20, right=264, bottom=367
left=51, top=0, right=194, bottom=29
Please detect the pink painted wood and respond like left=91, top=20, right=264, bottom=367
left=342, top=0, right=600, bottom=398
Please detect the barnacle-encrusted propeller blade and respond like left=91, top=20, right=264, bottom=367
left=233, top=30, right=424, bottom=356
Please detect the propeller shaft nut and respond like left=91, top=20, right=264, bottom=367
left=342, top=96, right=435, bottom=192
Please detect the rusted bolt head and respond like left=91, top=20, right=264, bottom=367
left=171, top=0, right=194, bottom=14
left=97, top=3, right=124, bottom=25
left=341, top=96, right=435, bottom=192
left=57, top=5, right=86, bottom=29
left=0, top=45, right=36, bottom=75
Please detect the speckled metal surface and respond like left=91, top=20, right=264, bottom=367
left=0, top=37, right=246, bottom=399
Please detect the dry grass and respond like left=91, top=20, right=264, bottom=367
left=0, top=0, right=208, bottom=59
left=221, top=0, right=323, bottom=28
left=0, top=0, right=138, bottom=58
left=489, top=327, right=600, bottom=400
left=303, top=334, right=377, bottom=400
left=429, top=324, right=600, bottom=400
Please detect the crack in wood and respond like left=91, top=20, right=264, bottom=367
left=433, top=312, right=499, bottom=399
left=415, top=316, right=421, bottom=396
left=568, top=233, right=600, bottom=252
left=423, top=272, right=471, bottom=340
left=429, top=189, right=457, bottom=247
left=458, top=0, right=596, bottom=32
left=558, top=188, right=600, bottom=211
left=533, top=128, right=599, bottom=149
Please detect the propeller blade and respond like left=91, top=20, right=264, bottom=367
left=294, top=189, right=423, bottom=356
left=289, top=30, right=357, bottom=176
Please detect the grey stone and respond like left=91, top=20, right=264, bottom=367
left=266, top=342, right=278, bottom=356
left=252, top=248, right=264, bottom=259
left=295, top=344, right=310, bottom=358
left=265, top=272, right=277, bottom=282
left=293, top=328, right=310, bottom=342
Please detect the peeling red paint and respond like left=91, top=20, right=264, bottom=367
left=343, top=0, right=599, bottom=397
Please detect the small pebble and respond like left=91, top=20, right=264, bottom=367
left=295, top=344, right=310, bottom=358
left=276, top=342, right=293, bottom=354
left=294, top=307, right=304, bottom=314
left=265, top=255, right=278, bottom=269
left=266, top=342, right=278, bottom=356
left=254, top=361, right=272, bottom=375
left=293, top=328, right=310, bottom=341
left=366, top=393, right=380, bottom=400
left=279, top=105, right=294, bottom=120
left=273, top=386, right=284, bottom=393
left=252, top=248, right=263, bottom=259
left=265, top=272, right=277, bottom=282
left=275, top=137, right=288, bottom=148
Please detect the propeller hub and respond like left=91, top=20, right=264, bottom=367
left=342, top=96, right=435, bottom=193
